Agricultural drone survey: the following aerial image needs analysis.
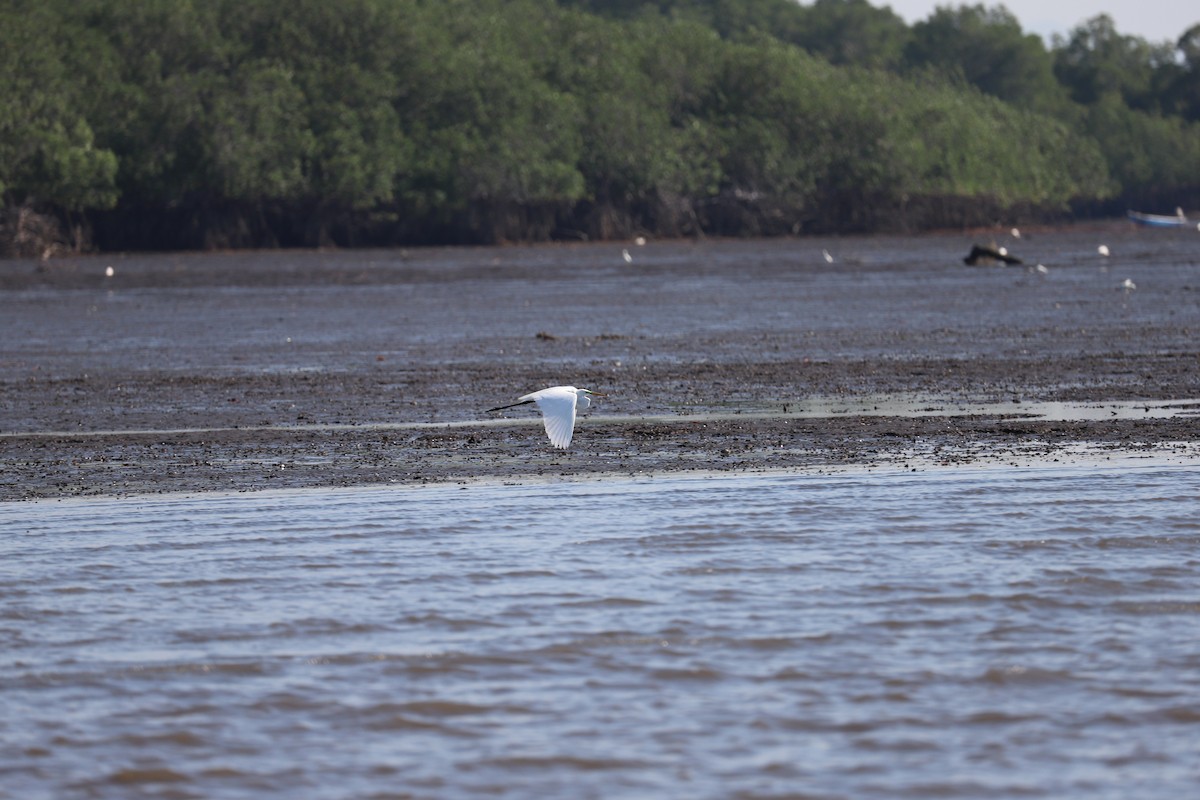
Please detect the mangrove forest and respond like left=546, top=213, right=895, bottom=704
left=2, top=0, right=1200, bottom=253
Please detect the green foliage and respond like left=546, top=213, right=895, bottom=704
left=402, top=1, right=585, bottom=212
left=2, top=0, right=1199, bottom=249
left=1161, top=24, right=1200, bottom=121
left=1081, top=96, right=1200, bottom=190
left=1053, top=14, right=1167, bottom=111
left=0, top=2, right=118, bottom=209
left=788, top=0, right=911, bottom=72
left=904, top=5, right=1069, bottom=115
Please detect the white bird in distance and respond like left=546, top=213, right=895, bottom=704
left=487, top=386, right=603, bottom=449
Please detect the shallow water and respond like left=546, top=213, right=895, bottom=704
left=3, top=464, right=1199, bottom=799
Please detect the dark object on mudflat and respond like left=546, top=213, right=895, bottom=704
left=963, top=244, right=1022, bottom=265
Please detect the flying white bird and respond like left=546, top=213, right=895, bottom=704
left=487, top=386, right=603, bottom=449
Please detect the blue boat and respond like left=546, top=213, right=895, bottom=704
left=1127, top=208, right=1196, bottom=228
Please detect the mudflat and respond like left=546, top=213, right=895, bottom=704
left=2, top=224, right=1198, bottom=500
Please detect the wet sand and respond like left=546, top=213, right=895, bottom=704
left=2, top=225, right=1198, bottom=500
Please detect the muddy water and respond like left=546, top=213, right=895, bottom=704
left=3, top=463, right=1199, bottom=798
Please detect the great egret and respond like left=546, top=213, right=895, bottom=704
left=487, top=386, right=603, bottom=449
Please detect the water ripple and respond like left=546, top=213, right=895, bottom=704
left=1, top=464, right=1198, bottom=798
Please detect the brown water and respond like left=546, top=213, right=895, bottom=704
left=3, top=462, right=1199, bottom=798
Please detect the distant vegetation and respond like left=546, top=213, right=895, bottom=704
left=2, top=0, right=1199, bottom=253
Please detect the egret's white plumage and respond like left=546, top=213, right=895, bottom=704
left=487, top=386, right=601, bottom=449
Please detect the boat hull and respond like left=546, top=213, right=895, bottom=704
left=1127, top=210, right=1194, bottom=228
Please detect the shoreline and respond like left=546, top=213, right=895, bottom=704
left=3, top=411, right=1197, bottom=502
left=12, top=440, right=1200, bottom=506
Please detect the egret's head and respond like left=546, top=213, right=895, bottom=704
left=576, top=388, right=604, bottom=409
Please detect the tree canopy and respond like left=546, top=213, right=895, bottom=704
left=2, top=0, right=1198, bottom=252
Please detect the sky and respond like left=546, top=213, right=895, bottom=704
left=882, top=1, right=1199, bottom=45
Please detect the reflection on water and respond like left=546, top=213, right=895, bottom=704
left=3, top=464, right=1199, bottom=798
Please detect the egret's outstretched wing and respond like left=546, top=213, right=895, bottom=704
left=533, top=388, right=578, bottom=449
